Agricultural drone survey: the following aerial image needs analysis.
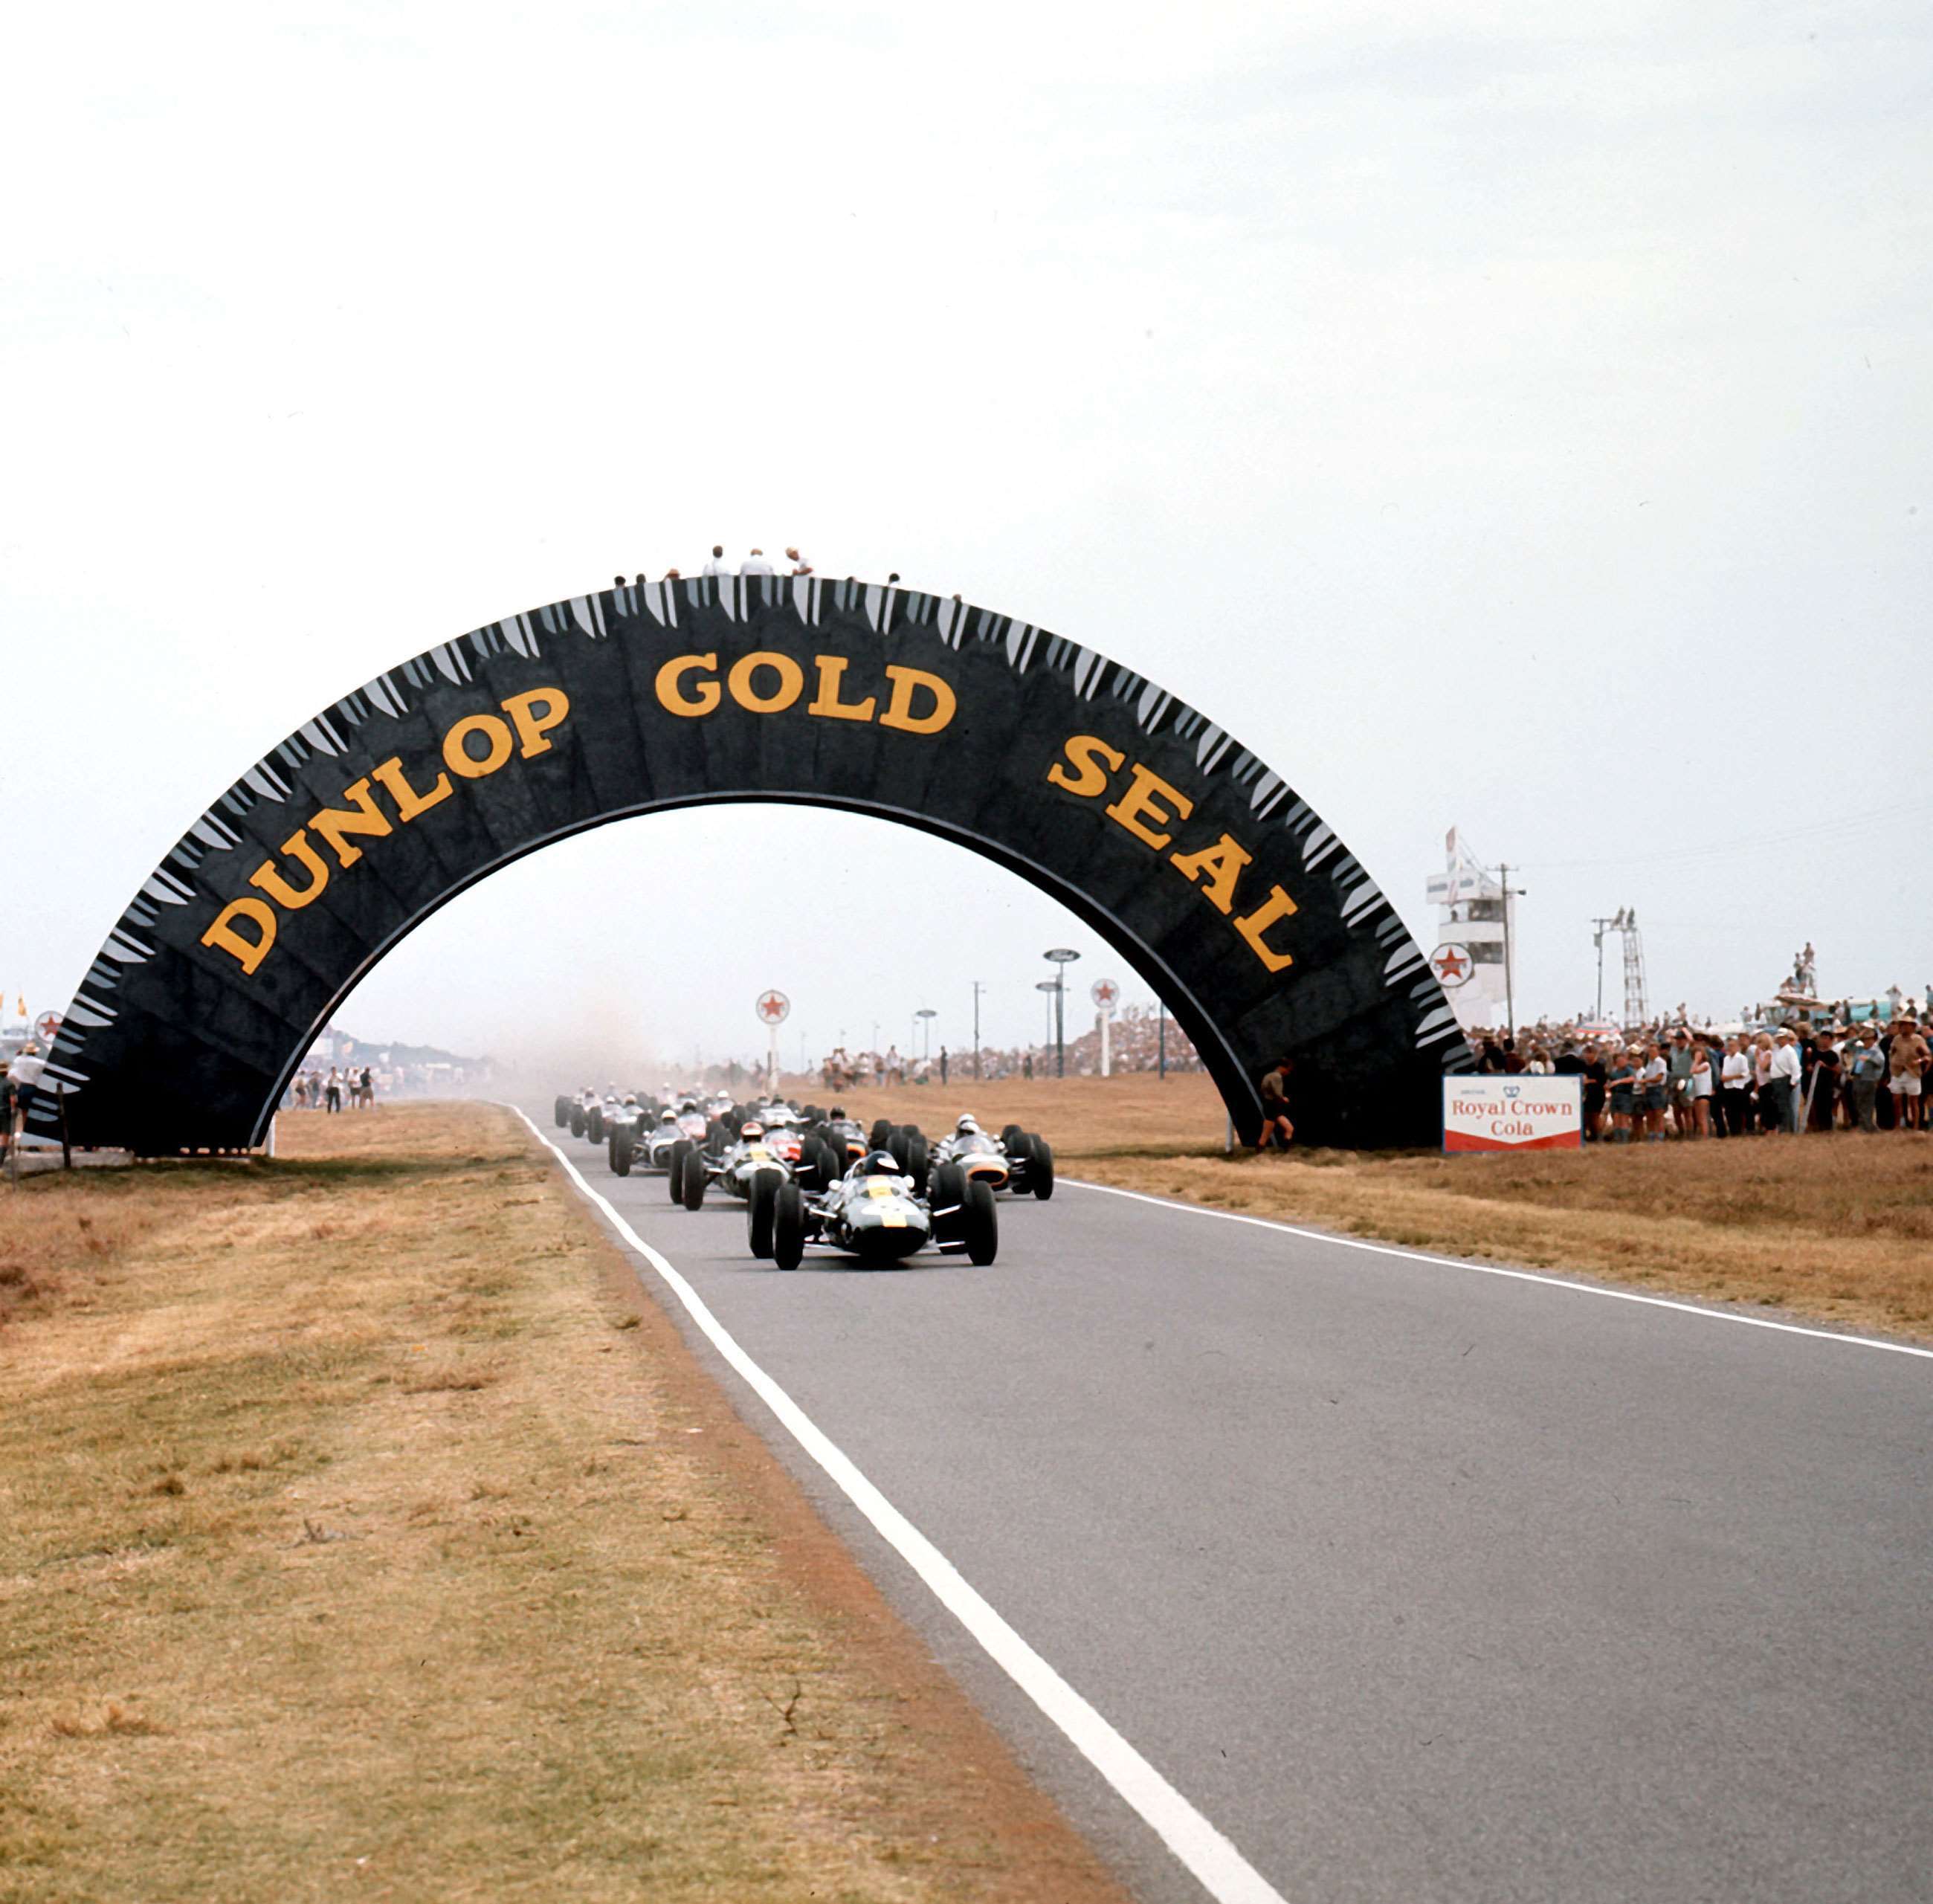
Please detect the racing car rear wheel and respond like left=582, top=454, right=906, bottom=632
left=668, top=1137, right=692, bottom=1201
left=553, top=1096, right=571, bottom=1128
left=772, top=1182, right=805, bottom=1271
left=587, top=1107, right=604, bottom=1144
left=964, top=1180, right=998, bottom=1265
left=929, top=1162, right=967, bottom=1236
left=870, top=1118, right=894, bottom=1148
left=814, top=1137, right=842, bottom=1187
left=680, top=1149, right=706, bottom=1210
left=1000, top=1123, right=1024, bottom=1150
left=905, top=1132, right=929, bottom=1194
left=1027, top=1136, right=1053, bottom=1198
left=610, top=1129, right=634, bottom=1176
left=569, top=1108, right=587, bottom=1138
left=747, top=1172, right=778, bottom=1258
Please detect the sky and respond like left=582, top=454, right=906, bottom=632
left=4, top=0, right=1928, bottom=1073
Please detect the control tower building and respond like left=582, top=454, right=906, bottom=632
left=1425, top=829, right=1515, bottom=1033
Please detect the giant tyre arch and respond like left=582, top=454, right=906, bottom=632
left=44, top=574, right=1468, bottom=1153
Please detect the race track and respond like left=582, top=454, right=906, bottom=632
left=521, top=1104, right=1933, bottom=1904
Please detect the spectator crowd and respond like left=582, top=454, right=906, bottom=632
left=1466, top=1016, right=1931, bottom=1140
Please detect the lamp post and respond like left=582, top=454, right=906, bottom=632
left=971, top=981, right=984, bottom=1079
left=1043, top=947, right=1080, bottom=1077
left=915, top=1007, right=937, bottom=1064
left=1034, top=979, right=1057, bottom=1065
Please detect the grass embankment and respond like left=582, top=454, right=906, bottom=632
left=0, top=1103, right=1126, bottom=1904
left=794, top=1073, right=1933, bottom=1343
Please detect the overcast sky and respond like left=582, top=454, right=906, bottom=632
left=4, top=1, right=1927, bottom=1071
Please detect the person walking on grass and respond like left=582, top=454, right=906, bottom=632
left=1256, top=1057, right=1294, bottom=1152
left=325, top=1066, right=343, bottom=1114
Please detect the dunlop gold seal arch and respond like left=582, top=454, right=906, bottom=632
left=42, top=573, right=1471, bottom=1153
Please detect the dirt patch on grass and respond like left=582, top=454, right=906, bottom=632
left=0, top=1102, right=1128, bottom=1903
left=794, top=1073, right=1933, bottom=1343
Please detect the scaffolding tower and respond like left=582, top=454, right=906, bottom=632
left=1595, top=907, right=1649, bottom=1027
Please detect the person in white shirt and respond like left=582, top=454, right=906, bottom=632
left=1720, top=1036, right=1752, bottom=1136
left=701, top=545, right=730, bottom=578
left=740, top=548, right=774, bottom=576
left=786, top=546, right=812, bottom=575
left=1765, top=1029, right=1802, bottom=1133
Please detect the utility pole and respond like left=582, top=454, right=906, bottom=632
left=1590, top=914, right=1619, bottom=1022
left=1497, top=863, right=1527, bottom=1039
left=1158, top=1000, right=1166, bottom=1080
left=971, top=981, right=984, bottom=1079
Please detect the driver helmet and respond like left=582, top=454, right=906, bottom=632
left=623, top=1094, right=637, bottom=1106
left=740, top=1120, right=764, bottom=1140
left=955, top=1114, right=981, bottom=1135
left=680, top=1100, right=698, bottom=1114
left=861, top=1149, right=900, bottom=1175
left=658, top=1110, right=677, bottom=1124
left=828, top=1104, right=845, bottom=1118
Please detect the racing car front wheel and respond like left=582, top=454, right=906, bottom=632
left=553, top=1096, right=571, bottom=1128
left=772, top=1182, right=805, bottom=1271
left=610, top=1129, right=633, bottom=1177
left=747, top=1172, right=778, bottom=1258
left=680, top=1149, right=707, bottom=1210
left=668, top=1138, right=692, bottom=1202
left=1028, top=1136, right=1054, bottom=1199
left=569, top=1108, right=587, bottom=1138
left=964, top=1180, right=998, bottom=1265
left=587, top=1108, right=604, bottom=1144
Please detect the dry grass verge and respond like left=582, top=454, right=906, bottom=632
left=795, top=1074, right=1933, bottom=1343
left=0, top=1103, right=1127, bottom=1904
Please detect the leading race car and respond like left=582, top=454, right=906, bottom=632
left=748, top=1149, right=998, bottom=1270
left=926, top=1114, right=1056, bottom=1199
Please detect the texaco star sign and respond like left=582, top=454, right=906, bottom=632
left=755, top=990, right=790, bottom=1025
left=35, top=1011, right=63, bottom=1044
left=1090, top=978, right=1120, bottom=1012
left=1430, top=943, right=1473, bottom=989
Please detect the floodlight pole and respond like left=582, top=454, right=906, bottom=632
left=971, top=981, right=984, bottom=1079
left=1590, top=915, right=1618, bottom=1022
left=1044, top=949, right=1080, bottom=1077
left=1158, top=1001, right=1166, bottom=1080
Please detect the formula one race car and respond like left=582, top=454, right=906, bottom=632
left=927, top=1115, right=1056, bottom=1200
left=677, top=1120, right=796, bottom=1210
left=611, top=1100, right=711, bottom=1180
left=812, top=1108, right=872, bottom=1175
left=748, top=1149, right=998, bottom=1270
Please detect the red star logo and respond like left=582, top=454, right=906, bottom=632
left=758, top=993, right=787, bottom=1022
left=1433, top=947, right=1468, bottom=981
left=34, top=1013, right=62, bottom=1042
left=1097, top=984, right=1117, bottom=1004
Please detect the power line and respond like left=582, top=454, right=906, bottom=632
left=1521, top=798, right=1933, bottom=873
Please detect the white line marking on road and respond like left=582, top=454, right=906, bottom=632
left=1065, top=1178, right=1933, bottom=1361
left=512, top=1110, right=1290, bottom=1904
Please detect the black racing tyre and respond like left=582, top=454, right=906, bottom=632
left=680, top=1148, right=706, bottom=1210
left=553, top=1095, right=570, bottom=1128
left=747, top=1172, right=778, bottom=1258
left=610, top=1128, right=634, bottom=1176
left=999, top=1123, right=1024, bottom=1151
left=668, top=1137, right=692, bottom=1201
left=814, top=1137, right=841, bottom=1187
left=906, top=1132, right=929, bottom=1195
left=772, top=1181, right=805, bottom=1271
left=964, top=1180, right=998, bottom=1265
left=569, top=1107, right=587, bottom=1138
left=803, top=1103, right=823, bottom=1125
left=870, top=1117, right=894, bottom=1148
left=587, top=1106, right=604, bottom=1144
left=928, top=1162, right=967, bottom=1241
left=706, top=1119, right=728, bottom=1152
left=1028, top=1136, right=1054, bottom=1198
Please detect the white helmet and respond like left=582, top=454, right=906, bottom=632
left=955, top=1114, right=980, bottom=1134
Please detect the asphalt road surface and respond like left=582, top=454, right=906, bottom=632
left=523, top=1106, right=1932, bottom=1904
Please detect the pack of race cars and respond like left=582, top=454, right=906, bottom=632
left=549, top=1085, right=1054, bottom=1269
